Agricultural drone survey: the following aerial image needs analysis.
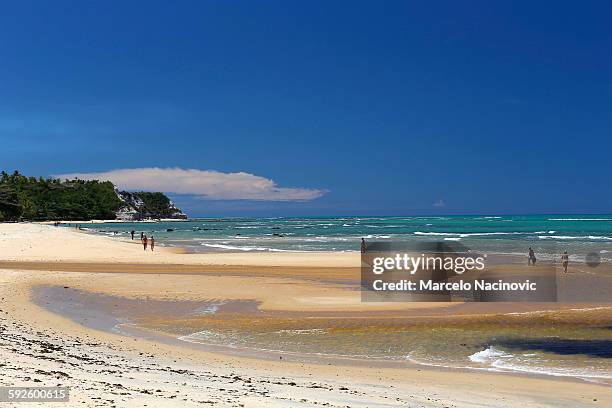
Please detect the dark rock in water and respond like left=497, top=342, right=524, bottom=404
left=236, top=233, right=241, bottom=236
left=271, top=227, right=281, bottom=230
left=272, top=233, right=284, bottom=237
left=166, top=228, right=174, bottom=232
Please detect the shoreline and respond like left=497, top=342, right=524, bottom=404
left=2, top=269, right=608, bottom=408
left=31, top=282, right=612, bottom=386
left=1, top=222, right=611, bottom=406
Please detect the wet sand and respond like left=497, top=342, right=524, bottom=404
left=31, top=283, right=612, bottom=383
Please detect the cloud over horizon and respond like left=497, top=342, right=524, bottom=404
left=432, top=199, right=446, bottom=208
left=55, top=168, right=327, bottom=201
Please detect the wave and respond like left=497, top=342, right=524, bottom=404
left=501, top=307, right=612, bottom=316
left=200, top=243, right=294, bottom=252
left=272, top=329, right=326, bottom=335
left=538, top=235, right=612, bottom=241
left=414, top=232, right=457, bottom=236
left=467, top=346, right=612, bottom=383
left=178, top=330, right=228, bottom=343
left=414, top=231, right=527, bottom=238
left=468, top=346, right=508, bottom=363
left=548, top=218, right=612, bottom=221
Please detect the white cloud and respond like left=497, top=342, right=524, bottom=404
left=55, top=167, right=327, bottom=201
left=433, top=199, right=446, bottom=208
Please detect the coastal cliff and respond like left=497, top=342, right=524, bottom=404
left=0, top=170, right=187, bottom=221
left=116, top=191, right=187, bottom=221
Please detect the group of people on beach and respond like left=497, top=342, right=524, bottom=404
left=528, top=247, right=569, bottom=273
left=131, top=230, right=154, bottom=251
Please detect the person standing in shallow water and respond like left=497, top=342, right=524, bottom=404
left=528, top=247, right=536, bottom=266
left=130, top=230, right=135, bottom=240
left=561, top=250, right=569, bottom=273
left=361, top=238, right=366, bottom=253
left=150, top=236, right=155, bottom=251
left=143, top=235, right=148, bottom=251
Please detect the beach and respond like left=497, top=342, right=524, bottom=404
left=0, top=223, right=611, bottom=407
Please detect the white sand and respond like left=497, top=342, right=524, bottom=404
left=0, top=222, right=358, bottom=266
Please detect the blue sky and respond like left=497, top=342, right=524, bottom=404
left=1, top=1, right=610, bottom=216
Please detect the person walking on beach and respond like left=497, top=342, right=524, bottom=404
left=140, top=232, right=144, bottom=242
left=150, top=236, right=155, bottom=251
left=561, top=250, right=569, bottom=273
left=528, top=247, right=536, bottom=266
left=361, top=238, right=366, bottom=253
left=131, top=230, right=135, bottom=240
left=143, top=235, right=148, bottom=251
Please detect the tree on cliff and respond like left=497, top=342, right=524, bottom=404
left=0, top=170, right=121, bottom=221
left=0, top=171, right=186, bottom=222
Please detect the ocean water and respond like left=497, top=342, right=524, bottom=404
left=78, top=215, right=612, bottom=261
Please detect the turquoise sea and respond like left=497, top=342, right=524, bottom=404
left=78, top=215, right=612, bottom=262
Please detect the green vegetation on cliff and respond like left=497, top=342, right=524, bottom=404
left=0, top=171, right=185, bottom=221
left=132, top=192, right=176, bottom=218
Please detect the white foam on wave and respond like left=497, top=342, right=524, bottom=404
left=414, top=231, right=526, bottom=238
left=179, top=330, right=228, bottom=344
left=567, top=306, right=612, bottom=312
left=548, top=218, right=612, bottom=221
left=538, top=235, right=612, bottom=241
left=461, top=232, right=526, bottom=237
left=468, top=346, right=612, bottom=383
left=200, top=243, right=294, bottom=252
left=272, top=329, right=326, bottom=335
left=468, top=346, right=510, bottom=363
left=414, top=231, right=457, bottom=236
